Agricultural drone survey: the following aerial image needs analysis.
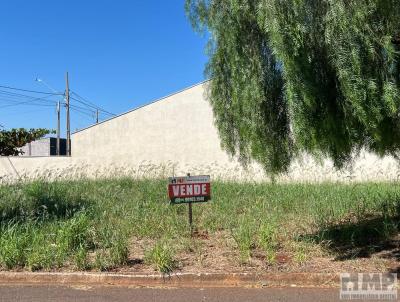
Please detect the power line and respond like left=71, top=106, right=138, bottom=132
left=69, top=103, right=96, bottom=114
left=0, top=82, right=115, bottom=130
left=0, top=90, right=61, bottom=111
left=70, top=107, right=95, bottom=120
left=70, top=91, right=116, bottom=116
left=0, top=107, right=55, bottom=117
left=0, top=84, right=63, bottom=95
left=70, top=91, right=101, bottom=108
left=70, top=96, right=115, bottom=117
left=0, top=96, right=58, bottom=106
left=0, top=101, right=55, bottom=108
left=0, top=94, right=57, bottom=109
left=0, top=84, right=115, bottom=116
left=0, top=90, right=60, bottom=103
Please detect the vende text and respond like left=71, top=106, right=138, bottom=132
left=169, top=183, right=210, bottom=198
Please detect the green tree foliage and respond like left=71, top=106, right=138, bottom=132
left=185, top=0, right=400, bottom=175
left=0, top=128, right=51, bottom=156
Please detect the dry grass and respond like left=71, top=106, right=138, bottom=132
left=0, top=179, right=399, bottom=273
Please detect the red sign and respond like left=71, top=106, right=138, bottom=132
left=168, top=175, right=211, bottom=204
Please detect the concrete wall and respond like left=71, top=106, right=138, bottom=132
left=72, top=82, right=230, bottom=165
left=19, top=138, right=67, bottom=157
left=20, top=138, right=51, bottom=157
left=1, top=82, right=399, bottom=183
left=1, top=150, right=400, bottom=184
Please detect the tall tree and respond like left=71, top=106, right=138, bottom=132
left=186, top=0, right=400, bottom=175
left=0, top=128, right=51, bottom=156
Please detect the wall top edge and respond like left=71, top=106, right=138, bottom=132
left=71, top=80, right=210, bottom=136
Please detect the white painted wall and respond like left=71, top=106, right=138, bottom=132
left=72, top=82, right=231, bottom=165
left=1, top=82, right=399, bottom=183
left=19, top=138, right=50, bottom=156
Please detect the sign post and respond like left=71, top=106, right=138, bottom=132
left=168, top=174, right=211, bottom=236
left=187, top=173, right=193, bottom=235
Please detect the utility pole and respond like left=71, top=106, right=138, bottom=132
left=35, top=77, right=62, bottom=155
left=65, top=72, right=71, bottom=156
left=56, top=100, right=61, bottom=155
left=96, top=109, right=99, bottom=124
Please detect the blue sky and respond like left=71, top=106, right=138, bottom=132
left=0, top=1, right=208, bottom=134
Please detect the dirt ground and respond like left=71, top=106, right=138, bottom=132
left=110, top=231, right=400, bottom=275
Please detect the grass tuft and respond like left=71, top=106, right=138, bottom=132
left=0, top=179, right=399, bottom=271
left=145, top=241, right=177, bottom=274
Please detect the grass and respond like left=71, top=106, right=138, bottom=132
left=0, top=179, right=399, bottom=272
left=145, top=241, right=177, bottom=274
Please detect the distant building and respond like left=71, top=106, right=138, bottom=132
left=0, top=81, right=397, bottom=183
left=19, top=137, right=67, bottom=156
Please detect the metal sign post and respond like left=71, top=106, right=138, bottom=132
left=187, top=173, right=193, bottom=236
left=168, top=174, right=211, bottom=237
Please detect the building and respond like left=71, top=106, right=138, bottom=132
left=69, top=81, right=399, bottom=182
left=0, top=81, right=398, bottom=183
left=20, top=137, right=67, bottom=157
left=71, top=82, right=229, bottom=170
left=71, top=81, right=247, bottom=179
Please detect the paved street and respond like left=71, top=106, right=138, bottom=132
left=0, top=285, right=386, bottom=302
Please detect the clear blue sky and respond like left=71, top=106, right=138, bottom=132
left=0, top=1, right=208, bottom=134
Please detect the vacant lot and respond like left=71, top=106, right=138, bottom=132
left=0, top=179, right=399, bottom=274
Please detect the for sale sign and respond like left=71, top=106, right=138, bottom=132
left=168, top=175, right=211, bottom=204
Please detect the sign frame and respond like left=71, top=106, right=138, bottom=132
left=168, top=175, right=211, bottom=205
left=168, top=174, right=211, bottom=237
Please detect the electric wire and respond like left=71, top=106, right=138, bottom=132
left=70, top=107, right=95, bottom=119
left=0, top=91, right=60, bottom=104
left=69, top=104, right=96, bottom=114
left=70, top=91, right=116, bottom=116
left=70, top=96, right=115, bottom=117
left=0, top=85, right=63, bottom=95
left=0, top=94, right=58, bottom=109
left=0, top=84, right=114, bottom=129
